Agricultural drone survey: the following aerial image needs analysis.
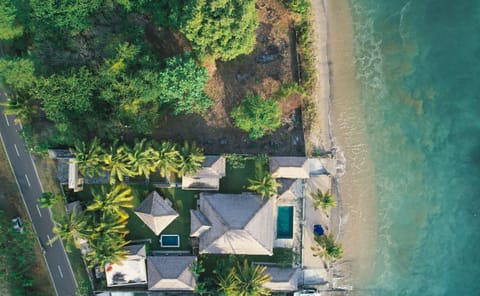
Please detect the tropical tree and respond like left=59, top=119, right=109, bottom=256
left=311, top=233, right=343, bottom=261
left=248, top=173, right=281, bottom=199
left=38, top=192, right=62, bottom=208
left=154, top=141, right=180, bottom=178
left=87, top=212, right=129, bottom=241
left=177, top=141, right=205, bottom=176
left=181, top=0, right=258, bottom=61
left=0, top=0, right=23, bottom=40
left=50, top=210, right=87, bottom=251
left=311, top=189, right=336, bottom=213
left=86, top=185, right=134, bottom=220
left=85, top=235, right=130, bottom=270
left=102, top=141, right=135, bottom=184
left=127, top=138, right=158, bottom=181
left=71, top=137, right=105, bottom=178
left=157, top=54, right=211, bottom=115
left=231, top=95, right=281, bottom=139
left=0, top=58, right=35, bottom=90
left=0, top=98, right=34, bottom=123
left=217, top=260, right=271, bottom=296
left=233, top=260, right=271, bottom=296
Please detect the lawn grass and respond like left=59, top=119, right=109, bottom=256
left=125, top=187, right=198, bottom=251
left=219, top=157, right=268, bottom=193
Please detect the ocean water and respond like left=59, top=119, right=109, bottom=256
left=348, top=0, right=480, bottom=294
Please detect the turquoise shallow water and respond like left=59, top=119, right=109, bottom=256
left=348, top=0, right=480, bottom=294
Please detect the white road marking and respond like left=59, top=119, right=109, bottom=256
left=4, top=114, right=9, bottom=126
left=25, top=174, right=31, bottom=187
left=47, top=234, right=51, bottom=242
left=57, top=265, right=64, bottom=278
left=36, top=204, right=42, bottom=217
left=18, top=121, right=22, bottom=130
left=14, top=144, right=20, bottom=156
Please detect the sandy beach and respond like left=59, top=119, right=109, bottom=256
left=309, top=0, right=378, bottom=289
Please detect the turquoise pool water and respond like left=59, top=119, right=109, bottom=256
left=160, top=235, right=179, bottom=247
left=349, top=0, right=480, bottom=294
left=277, top=206, right=294, bottom=239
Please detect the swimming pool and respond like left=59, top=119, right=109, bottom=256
left=276, top=206, right=294, bottom=239
left=160, top=234, right=180, bottom=247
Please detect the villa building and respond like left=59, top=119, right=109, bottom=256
left=182, top=155, right=226, bottom=191
left=147, top=256, right=196, bottom=291
left=134, top=191, right=179, bottom=235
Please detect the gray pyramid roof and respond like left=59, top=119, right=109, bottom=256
left=134, top=191, right=179, bottom=235
left=190, top=210, right=211, bottom=237
left=147, top=256, right=196, bottom=291
left=262, top=266, right=299, bottom=291
left=123, top=244, right=146, bottom=258
left=182, top=156, right=226, bottom=190
left=270, top=157, right=309, bottom=179
left=277, top=178, right=303, bottom=201
left=195, top=193, right=274, bottom=255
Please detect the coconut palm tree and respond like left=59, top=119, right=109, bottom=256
left=85, top=234, right=130, bottom=270
left=233, top=260, right=271, bottom=296
left=177, top=141, right=205, bottom=176
left=38, top=192, right=62, bottom=208
left=154, top=141, right=180, bottom=178
left=102, top=140, right=135, bottom=184
left=87, top=212, right=130, bottom=241
left=311, top=190, right=336, bottom=212
left=127, top=138, right=158, bottom=181
left=248, top=172, right=281, bottom=199
left=86, top=184, right=135, bottom=220
left=50, top=210, right=88, bottom=251
left=217, top=260, right=271, bottom=296
left=311, top=233, right=343, bottom=261
left=71, top=137, right=105, bottom=178
left=0, top=98, right=33, bottom=123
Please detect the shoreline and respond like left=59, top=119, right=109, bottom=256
left=309, top=0, right=378, bottom=290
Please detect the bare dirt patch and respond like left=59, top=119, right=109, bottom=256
left=152, top=0, right=305, bottom=156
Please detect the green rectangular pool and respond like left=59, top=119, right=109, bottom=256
left=276, top=206, right=294, bottom=239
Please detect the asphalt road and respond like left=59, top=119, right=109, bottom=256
left=0, top=93, right=77, bottom=296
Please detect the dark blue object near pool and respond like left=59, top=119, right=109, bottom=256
left=314, top=224, right=324, bottom=236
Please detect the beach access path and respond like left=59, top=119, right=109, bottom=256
left=0, top=92, right=77, bottom=296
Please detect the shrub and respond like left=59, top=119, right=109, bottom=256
left=231, top=95, right=281, bottom=139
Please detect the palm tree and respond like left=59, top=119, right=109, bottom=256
left=311, top=190, right=336, bottom=212
left=71, top=137, right=105, bottom=178
left=86, top=184, right=135, bottom=220
left=154, top=141, right=180, bottom=178
left=85, top=234, right=130, bottom=270
left=0, top=98, right=33, bottom=123
left=102, top=140, right=135, bottom=184
left=50, top=210, right=88, bottom=251
left=311, top=233, right=343, bottom=261
left=177, top=141, right=205, bottom=176
left=87, top=212, right=129, bottom=241
left=38, top=192, right=62, bottom=208
left=248, top=172, right=281, bottom=199
left=127, top=138, right=158, bottom=181
left=217, top=260, right=271, bottom=296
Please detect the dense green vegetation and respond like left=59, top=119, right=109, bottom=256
left=0, top=0, right=262, bottom=151
left=0, top=211, right=37, bottom=295
left=181, top=0, right=258, bottom=61
left=232, top=95, right=282, bottom=139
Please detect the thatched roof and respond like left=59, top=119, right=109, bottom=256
left=262, top=266, right=299, bottom=291
left=277, top=178, right=303, bottom=201
left=182, top=156, right=226, bottom=190
left=147, top=256, right=196, bottom=291
left=134, top=191, right=179, bottom=235
left=195, top=192, right=274, bottom=255
left=270, top=157, right=310, bottom=179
